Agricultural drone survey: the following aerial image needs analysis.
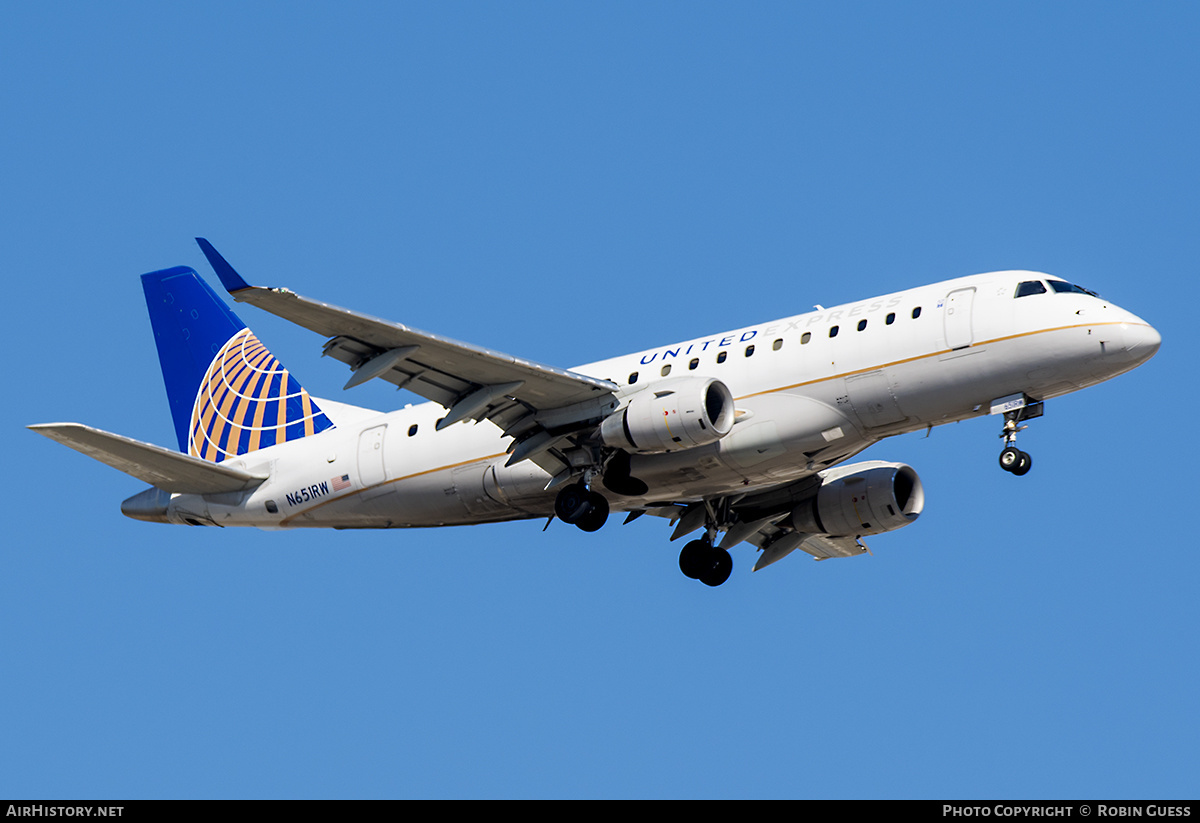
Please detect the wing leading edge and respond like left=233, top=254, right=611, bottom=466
left=196, top=239, right=618, bottom=476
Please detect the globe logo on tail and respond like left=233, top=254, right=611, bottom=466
left=189, top=328, right=333, bottom=462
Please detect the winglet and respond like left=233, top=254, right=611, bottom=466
left=195, top=237, right=251, bottom=293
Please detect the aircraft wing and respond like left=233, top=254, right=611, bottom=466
left=198, top=239, right=617, bottom=475
left=29, top=423, right=268, bottom=495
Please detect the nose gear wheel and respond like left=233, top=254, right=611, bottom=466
left=999, top=446, right=1032, bottom=476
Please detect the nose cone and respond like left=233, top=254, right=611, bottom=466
left=1123, top=321, right=1162, bottom=365
left=1084, top=310, right=1161, bottom=384
left=121, top=487, right=171, bottom=523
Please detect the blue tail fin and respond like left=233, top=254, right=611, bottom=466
left=141, top=267, right=333, bottom=462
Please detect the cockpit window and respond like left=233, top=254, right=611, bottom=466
left=1014, top=280, right=1047, bottom=298
left=1048, top=279, right=1100, bottom=297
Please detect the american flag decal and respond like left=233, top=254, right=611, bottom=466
left=331, top=474, right=351, bottom=492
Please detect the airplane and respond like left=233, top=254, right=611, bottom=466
left=30, top=239, right=1161, bottom=587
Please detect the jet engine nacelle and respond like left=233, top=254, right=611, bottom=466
left=790, top=461, right=925, bottom=537
left=600, top=377, right=736, bottom=454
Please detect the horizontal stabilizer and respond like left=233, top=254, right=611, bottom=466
left=29, top=423, right=268, bottom=495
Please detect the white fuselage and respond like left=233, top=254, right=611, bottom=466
left=157, top=271, right=1159, bottom=530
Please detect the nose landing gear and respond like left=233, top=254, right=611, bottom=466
left=996, top=398, right=1043, bottom=476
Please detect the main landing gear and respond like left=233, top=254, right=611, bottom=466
left=678, top=536, right=733, bottom=588
left=552, top=455, right=735, bottom=587
left=554, top=482, right=610, bottom=532
left=554, top=450, right=647, bottom=533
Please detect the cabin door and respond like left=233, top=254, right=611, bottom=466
left=944, top=287, right=976, bottom=350
left=357, top=424, right=388, bottom=488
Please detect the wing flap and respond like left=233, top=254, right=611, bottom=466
left=29, top=423, right=268, bottom=495
left=745, top=518, right=868, bottom=564
left=798, top=534, right=869, bottom=560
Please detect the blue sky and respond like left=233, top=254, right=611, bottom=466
left=3, top=3, right=1197, bottom=799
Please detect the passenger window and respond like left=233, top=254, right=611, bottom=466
left=716, top=351, right=727, bottom=364
left=688, top=358, right=699, bottom=370
left=801, top=332, right=811, bottom=344
left=829, top=325, right=839, bottom=338
left=886, top=313, right=896, bottom=325
left=857, top=320, right=867, bottom=331
left=772, top=338, right=783, bottom=351
left=408, top=424, right=418, bottom=437
left=661, top=364, right=672, bottom=377
left=745, top=345, right=755, bottom=357
left=912, top=307, right=922, bottom=319
left=1015, top=281, right=1047, bottom=298
left=628, top=371, right=638, bottom=385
